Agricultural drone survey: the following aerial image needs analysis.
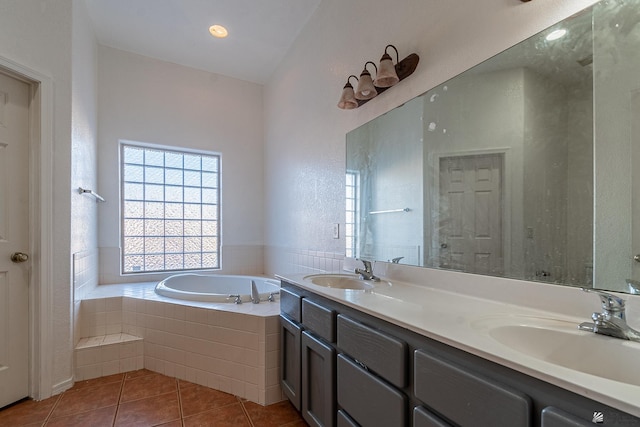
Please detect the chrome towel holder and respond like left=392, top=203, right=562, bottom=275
left=78, top=187, right=106, bottom=203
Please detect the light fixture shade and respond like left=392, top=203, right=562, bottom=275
left=374, top=52, right=399, bottom=88
left=355, top=62, right=378, bottom=100
left=338, top=83, right=358, bottom=109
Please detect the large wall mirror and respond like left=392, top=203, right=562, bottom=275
left=346, top=0, right=640, bottom=293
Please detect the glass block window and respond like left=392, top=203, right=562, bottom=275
left=121, top=142, right=221, bottom=274
left=345, top=170, right=360, bottom=258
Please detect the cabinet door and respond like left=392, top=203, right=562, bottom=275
left=337, top=354, right=408, bottom=427
left=280, top=315, right=302, bottom=410
left=302, top=331, right=336, bottom=427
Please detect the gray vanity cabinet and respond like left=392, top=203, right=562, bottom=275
left=280, top=314, right=302, bottom=410
left=280, top=286, right=338, bottom=427
left=280, top=281, right=640, bottom=427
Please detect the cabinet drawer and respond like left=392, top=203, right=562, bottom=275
left=413, top=406, right=452, bottom=427
left=280, top=286, right=302, bottom=322
left=337, top=354, right=408, bottom=427
left=414, top=349, right=532, bottom=427
left=541, top=407, right=592, bottom=427
left=337, top=315, right=407, bottom=388
left=302, top=298, right=336, bottom=342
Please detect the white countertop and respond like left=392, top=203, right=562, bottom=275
left=277, top=266, right=640, bottom=419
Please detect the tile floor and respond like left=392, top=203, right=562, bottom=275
left=0, top=370, right=308, bottom=427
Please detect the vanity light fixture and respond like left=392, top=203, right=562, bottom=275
left=374, top=45, right=400, bottom=87
left=355, top=61, right=378, bottom=100
left=337, top=44, right=419, bottom=109
left=338, top=75, right=359, bottom=109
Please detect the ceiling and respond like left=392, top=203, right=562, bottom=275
left=84, top=0, right=322, bottom=84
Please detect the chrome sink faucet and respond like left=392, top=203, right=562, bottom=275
left=355, top=259, right=379, bottom=281
left=579, top=288, right=640, bottom=342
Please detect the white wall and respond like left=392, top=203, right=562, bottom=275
left=263, top=0, right=599, bottom=276
left=72, top=0, right=99, bottom=348
left=97, top=47, right=265, bottom=284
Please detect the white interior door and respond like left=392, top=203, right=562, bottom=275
left=0, top=71, right=30, bottom=407
left=438, top=153, right=503, bottom=275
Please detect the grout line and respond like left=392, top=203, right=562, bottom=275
left=176, top=378, right=185, bottom=426
left=238, top=398, right=257, bottom=427
left=111, top=375, right=126, bottom=426
left=41, top=393, right=62, bottom=426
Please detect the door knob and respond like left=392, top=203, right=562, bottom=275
left=10, top=252, right=29, bottom=263
left=634, top=254, right=640, bottom=263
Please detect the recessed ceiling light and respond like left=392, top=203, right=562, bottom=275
left=209, top=25, right=228, bottom=38
left=546, top=28, right=567, bottom=41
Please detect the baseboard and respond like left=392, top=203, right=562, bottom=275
left=51, top=377, right=74, bottom=396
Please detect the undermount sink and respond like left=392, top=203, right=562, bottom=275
left=303, top=274, right=378, bottom=290
left=472, top=315, right=640, bottom=386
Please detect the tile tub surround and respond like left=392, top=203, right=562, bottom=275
left=0, top=370, right=306, bottom=426
left=77, top=282, right=283, bottom=405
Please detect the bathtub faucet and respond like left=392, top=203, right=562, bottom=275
left=268, top=291, right=280, bottom=302
left=251, top=280, right=260, bottom=304
left=229, top=294, right=242, bottom=304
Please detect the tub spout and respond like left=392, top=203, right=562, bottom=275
left=251, top=280, right=260, bottom=304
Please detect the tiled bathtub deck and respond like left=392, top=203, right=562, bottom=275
left=76, top=282, right=283, bottom=405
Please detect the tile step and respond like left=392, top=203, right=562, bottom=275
left=76, top=333, right=142, bottom=349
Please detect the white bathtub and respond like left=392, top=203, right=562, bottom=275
left=155, top=273, right=280, bottom=303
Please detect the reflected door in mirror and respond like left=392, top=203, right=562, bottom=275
left=437, top=154, right=504, bottom=275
